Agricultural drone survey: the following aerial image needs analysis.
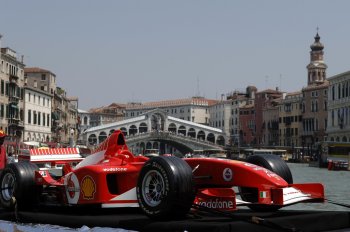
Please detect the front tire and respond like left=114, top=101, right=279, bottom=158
left=0, top=162, right=39, bottom=210
left=240, top=154, right=293, bottom=211
left=136, top=156, right=195, bottom=220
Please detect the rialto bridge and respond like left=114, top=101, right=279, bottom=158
left=82, top=109, right=227, bottom=155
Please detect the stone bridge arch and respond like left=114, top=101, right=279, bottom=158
left=82, top=109, right=227, bottom=152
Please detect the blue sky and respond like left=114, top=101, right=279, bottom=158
left=1, top=1, right=349, bottom=110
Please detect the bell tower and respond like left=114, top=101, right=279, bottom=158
left=306, top=30, right=328, bottom=85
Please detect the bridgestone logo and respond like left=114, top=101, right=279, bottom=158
left=198, top=199, right=234, bottom=209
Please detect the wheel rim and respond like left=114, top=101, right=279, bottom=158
left=141, top=170, right=165, bottom=207
left=1, top=173, right=15, bottom=201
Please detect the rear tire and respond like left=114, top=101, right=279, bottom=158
left=136, top=156, right=195, bottom=220
left=240, top=154, right=293, bottom=211
left=0, top=162, right=39, bottom=210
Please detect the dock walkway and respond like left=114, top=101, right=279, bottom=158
left=0, top=207, right=349, bottom=231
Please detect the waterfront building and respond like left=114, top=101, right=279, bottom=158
left=24, top=67, right=56, bottom=95
left=78, top=109, right=90, bottom=133
left=89, top=103, right=125, bottom=127
left=262, top=96, right=280, bottom=146
left=23, top=86, right=52, bottom=142
left=66, top=96, right=79, bottom=146
left=278, top=91, right=303, bottom=147
left=226, top=86, right=256, bottom=147
left=239, top=103, right=255, bottom=146
left=326, top=70, right=350, bottom=142
left=24, top=67, right=78, bottom=145
left=209, top=96, right=232, bottom=138
left=124, top=97, right=217, bottom=126
left=254, top=88, right=283, bottom=146
left=51, top=87, right=78, bottom=145
left=301, top=32, right=329, bottom=155
left=0, top=36, right=25, bottom=142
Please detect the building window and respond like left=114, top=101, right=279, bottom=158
left=5, top=82, right=9, bottom=96
left=0, top=104, right=4, bottom=118
left=1, top=80, right=4, bottom=95
left=28, top=110, right=31, bottom=124
left=5, top=105, right=8, bottom=118
left=38, top=112, right=41, bottom=126
left=43, top=113, right=46, bottom=126
left=33, top=111, right=37, bottom=124
left=47, top=114, right=50, bottom=127
left=41, top=74, right=46, bottom=81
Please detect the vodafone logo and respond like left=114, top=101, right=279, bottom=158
left=223, top=168, right=233, bottom=181
left=197, top=199, right=234, bottom=209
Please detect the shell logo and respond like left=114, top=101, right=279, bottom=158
left=81, top=175, right=96, bottom=200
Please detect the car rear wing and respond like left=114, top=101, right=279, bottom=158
left=18, top=148, right=84, bottom=165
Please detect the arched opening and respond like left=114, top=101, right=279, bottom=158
left=98, top=131, right=108, bottom=143
left=139, top=123, right=148, bottom=133
left=153, top=142, right=159, bottom=149
left=336, top=137, right=340, bottom=142
left=178, top=126, right=186, bottom=136
left=197, top=131, right=205, bottom=140
left=88, top=134, right=97, bottom=145
left=140, top=142, right=145, bottom=154
left=109, top=129, right=115, bottom=135
left=129, top=125, right=138, bottom=135
left=207, top=133, right=215, bottom=143
left=342, top=136, right=347, bottom=142
left=168, top=123, right=177, bottom=133
left=151, top=113, right=165, bottom=131
left=120, top=127, right=128, bottom=136
left=146, top=142, right=153, bottom=150
left=188, top=128, right=196, bottom=138
left=217, top=136, right=225, bottom=146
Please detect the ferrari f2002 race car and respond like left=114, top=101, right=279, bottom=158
left=0, top=130, right=324, bottom=219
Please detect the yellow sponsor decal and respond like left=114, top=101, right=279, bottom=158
left=81, top=175, right=96, bottom=200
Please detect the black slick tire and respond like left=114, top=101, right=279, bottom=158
left=136, top=156, right=195, bottom=220
left=0, top=162, right=39, bottom=210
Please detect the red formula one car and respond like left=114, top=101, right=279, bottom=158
left=0, top=130, right=325, bottom=219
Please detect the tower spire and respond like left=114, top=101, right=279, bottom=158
left=306, top=29, right=327, bottom=85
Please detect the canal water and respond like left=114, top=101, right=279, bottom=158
left=0, top=163, right=349, bottom=231
left=283, top=162, right=350, bottom=211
